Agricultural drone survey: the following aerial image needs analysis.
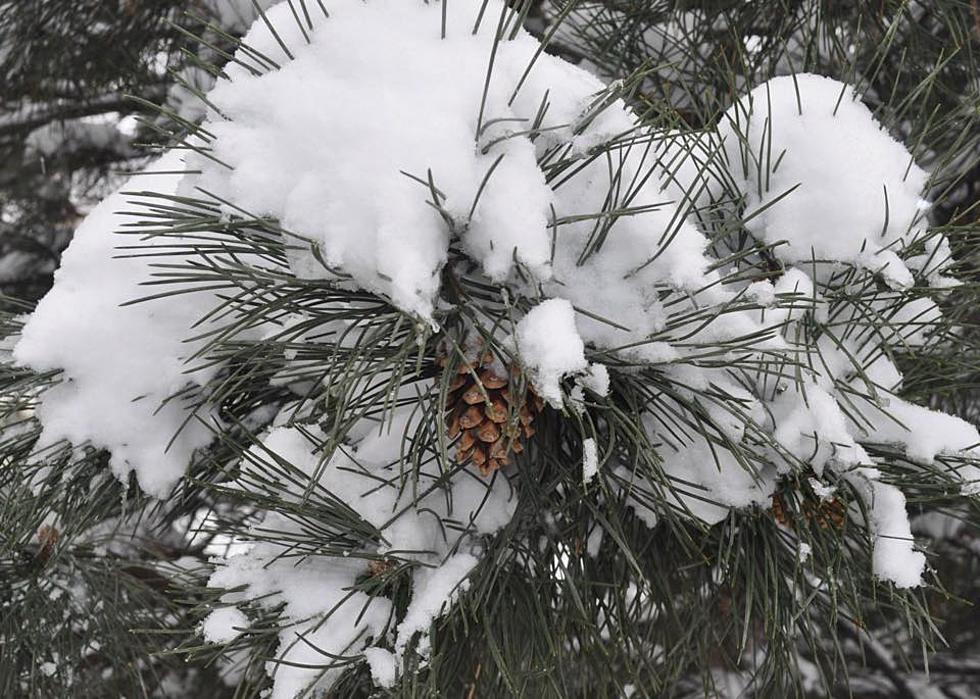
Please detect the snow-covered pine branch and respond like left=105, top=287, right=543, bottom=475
left=4, top=0, right=980, bottom=696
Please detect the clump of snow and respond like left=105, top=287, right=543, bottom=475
left=850, top=475, right=926, bottom=588
left=209, top=547, right=392, bottom=699
left=657, top=432, right=773, bottom=525
left=162, top=1, right=280, bottom=125
left=745, top=280, right=776, bottom=307
left=855, top=396, right=980, bottom=493
left=184, top=0, right=632, bottom=320
left=201, top=606, right=248, bottom=644
left=772, top=383, right=867, bottom=474
left=808, top=478, right=836, bottom=501
left=569, top=363, right=612, bottom=412
left=541, top=133, right=734, bottom=356
left=208, top=394, right=515, bottom=696
left=39, top=661, right=57, bottom=677
left=163, top=65, right=214, bottom=125
left=513, top=299, right=589, bottom=407
left=577, top=363, right=611, bottom=397
left=13, top=151, right=219, bottom=496
left=719, top=74, right=929, bottom=288
left=582, top=438, right=599, bottom=482
left=394, top=553, right=478, bottom=659
left=363, top=648, right=397, bottom=689
left=798, top=542, right=812, bottom=562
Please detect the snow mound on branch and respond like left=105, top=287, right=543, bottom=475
left=543, top=133, right=724, bottom=354
left=206, top=400, right=515, bottom=697
left=184, top=0, right=633, bottom=320
left=866, top=481, right=926, bottom=589
left=208, top=543, right=392, bottom=699
left=513, top=299, right=589, bottom=407
left=394, top=552, right=478, bottom=658
left=362, top=648, right=397, bottom=689
left=186, top=0, right=739, bottom=360
left=201, top=606, right=248, bottom=644
left=719, top=74, right=929, bottom=288
left=13, top=151, right=218, bottom=497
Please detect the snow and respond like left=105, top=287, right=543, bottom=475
left=363, top=647, right=397, bottom=689
left=542, top=136, right=724, bottom=356
left=39, top=661, right=57, bottom=677
left=798, top=542, right=812, bottom=562
left=207, top=395, right=515, bottom=696
left=394, top=553, right=478, bottom=659
left=719, top=74, right=929, bottom=288
left=576, top=363, right=610, bottom=397
left=513, top=299, right=588, bottom=407
left=864, top=397, right=980, bottom=465
left=808, top=478, right=836, bottom=501
left=163, top=65, right=213, bottom=125
left=201, top=606, right=248, bottom=644
left=183, top=0, right=734, bottom=362
left=855, top=477, right=926, bottom=588
left=209, top=547, right=392, bottom=699
left=772, top=383, right=867, bottom=474
left=13, top=150, right=219, bottom=496
left=184, top=0, right=628, bottom=320
left=745, top=280, right=777, bottom=307
left=657, top=432, right=773, bottom=525
left=582, top=438, right=599, bottom=482
left=855, top=396, right=980, bottom=494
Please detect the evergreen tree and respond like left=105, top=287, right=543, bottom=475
left=2, top=1, right=979, bottom=697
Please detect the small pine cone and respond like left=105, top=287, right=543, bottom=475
left=36, top=524, right=60, bottom=563
left=441, top=347, right=542, bottom=476
left=773, top=490, right=846, bottom=531
left=367, top=559, right=396, bottom=577
left=771, top=493, right=793, bottom=528
left=804, top=497, right=846, bottom=530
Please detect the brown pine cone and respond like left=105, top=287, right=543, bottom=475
left=441, top=349, right=543, bottom=476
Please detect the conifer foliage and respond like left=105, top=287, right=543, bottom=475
left=2, top=1, right=980, bottom=697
